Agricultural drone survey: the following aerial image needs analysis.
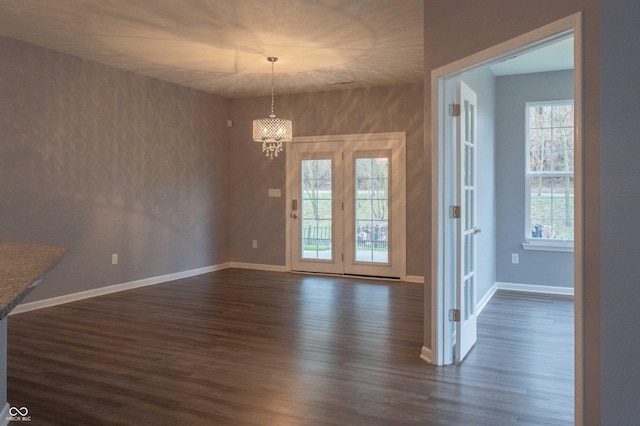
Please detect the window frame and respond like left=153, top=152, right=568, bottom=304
left=523, top=100, right=575, bottom=252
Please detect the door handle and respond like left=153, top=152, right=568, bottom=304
left=473, top=227, right=482, bottom=234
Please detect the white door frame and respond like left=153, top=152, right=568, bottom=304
left=424, top=12, right=584, bottom=424
left=285, top=132, right=407, bottom=280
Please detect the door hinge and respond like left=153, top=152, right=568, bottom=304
left=449, top=308, right=461, bottom=322
left=449, top=103, right=461, bottom=117
left=449, top=205, right=461, bottom=219
left=341, top=253, right=344, bottom=261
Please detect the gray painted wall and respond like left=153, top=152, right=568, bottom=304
left=600, top=0, right=640, bottom=423
left=228, top=84, right=425, bottom=276
left=495, top=70, right=574, bottom=287
left=0, top=37, right=231, bottom=302
left=460, top=67, right=497, bottom=303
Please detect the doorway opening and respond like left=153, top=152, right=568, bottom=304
left=425, top=11, right=583, bottom=423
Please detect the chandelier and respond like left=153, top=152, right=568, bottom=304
left=252, top=57, right=292, bottom=159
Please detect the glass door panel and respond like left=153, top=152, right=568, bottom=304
left=301, top=159, right=333, bottom=260
left=355, top=157, right=389, bottom=263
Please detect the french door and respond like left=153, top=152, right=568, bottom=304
left=455, top=81, right=479, bottom=363
left=287, top=133, right=406, bottom=279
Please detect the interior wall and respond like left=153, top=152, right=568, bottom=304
left=0, top=37, right=231, bottom=303
left=600, top=0, right=640, bottom=423
left=423, top=0, right=601, bottom=422
left=228, top=83, right=425, bottom=277
left=459, top=67, right=497, bottom=302
left=496, top=70, right=574, bottom=288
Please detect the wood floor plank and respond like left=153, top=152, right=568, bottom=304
left=7, top=269, right=573, bottom=425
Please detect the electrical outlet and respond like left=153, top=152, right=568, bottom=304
left=511, top=253, right=519, bottom=264
left=252, top=240, right=258, bottom=249
left=112, top=253, right=119, bottom=265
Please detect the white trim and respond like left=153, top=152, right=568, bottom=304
left=419, top=346, right=433, bottom=364
left=522, top=240, right=574, bottom=252
left=429, top=12, right=583, bottom=421
left=228, top=262, right=287, bottom=272
left=9, top=263, right=230, bottom=315
left=429, top=72, right=447, bottom=366
left=1, top=403, right=9, bottom=426
left=571, top=14, right=584, bottom=426
left=476, top=283, right=497, bottom=316
left=6, top=261, right=405, bottom=316
left=293, top=273, right=423, bottom=284
left=292, top=132, right=406, bottom=145
left=496, top=281, right=574, bottom=296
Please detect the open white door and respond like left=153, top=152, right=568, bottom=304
left=455, top=80, right=479, bottom=363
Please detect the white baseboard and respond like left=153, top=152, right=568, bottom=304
left=228, top=262, right=287, bottom=272
left=9, top=261, right=419, bottom=316
left=496, top=281, right=574, bottom=296
left=1, top=403, right=9, bottom=426
left=420, top=346, right=434, bottom=364
left=9, top=263, right=231, bottom=315
left=476, top=283, right=498, bottom=315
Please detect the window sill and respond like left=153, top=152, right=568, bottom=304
left=522, top=240, right=574, bottom=252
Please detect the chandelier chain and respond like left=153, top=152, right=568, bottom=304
left=270, top=60, right=275, bottom=117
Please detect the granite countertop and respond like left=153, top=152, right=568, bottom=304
left=0, top=242, right=66, bottom=320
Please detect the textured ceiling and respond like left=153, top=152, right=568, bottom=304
left=0, top=0, right=424, bottom=98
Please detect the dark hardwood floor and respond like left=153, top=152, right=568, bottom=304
left=7, top=269, right=574, bottom=425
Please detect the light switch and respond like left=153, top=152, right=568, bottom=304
left=268, top=188, right=281, bottom=197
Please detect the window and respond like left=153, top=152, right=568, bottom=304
left=524, top=101, right=574, bottom=251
